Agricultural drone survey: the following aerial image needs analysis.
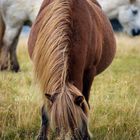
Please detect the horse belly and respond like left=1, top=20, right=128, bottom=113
left=87, top=1, right=116, bottom=75
left=96, top=22, right=116, bottom=75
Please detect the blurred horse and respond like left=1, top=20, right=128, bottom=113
left=28, top=0, right=116, bottom=139
left=0, top=0, right=42, bottom=72
left=98, top=0, right=140, bottom=36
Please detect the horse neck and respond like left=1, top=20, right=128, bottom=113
left=33, top=0, right=72, bottom=94
left=32, top=0, right=89, bottom=135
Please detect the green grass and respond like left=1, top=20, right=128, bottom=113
left=0, top=35, right=140, bottom=140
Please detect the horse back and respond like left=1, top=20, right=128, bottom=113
left=68, top=0, right=116, bottom=79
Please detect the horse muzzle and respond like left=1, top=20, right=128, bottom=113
left=131, top=28, right=140, bottom=36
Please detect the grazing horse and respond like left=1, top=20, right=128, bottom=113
left=28, top=0, right=116, bottom=139
left=0, top=0, right=43, bottom=72
left=98, top=0, right=140, bottom=36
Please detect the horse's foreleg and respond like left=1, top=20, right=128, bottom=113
left=9, top=29, right=21, bottom=72
left=0, top=46, right=9, bottom=70
left=83, top=66, right=96, bottom=104
left=37, top=105, right=49, bottom=140
left=0, top=25, right=20, bottom=71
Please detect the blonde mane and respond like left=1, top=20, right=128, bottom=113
left=32, top=0, right=89, bottom=137
left=33, top=0, right=71, bottom=94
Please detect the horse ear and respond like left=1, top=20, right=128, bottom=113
left=45, top=93, right=52, bottom=102
left=74, top=95, right=84, bottom=106
left=45, top=93, right=59, bottom=103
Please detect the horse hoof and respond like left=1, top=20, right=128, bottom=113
left=37, top=135, right=47, bottom=140
left=0, top=64, right=8, bottom=71
left=10, top=64, right=20, bottom=72
left=37, top=135, right=42, bottom=140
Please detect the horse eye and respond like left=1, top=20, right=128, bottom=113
left=132, top=9, right=138, bottom=15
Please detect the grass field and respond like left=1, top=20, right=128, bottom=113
left=0, top=34, right=140, bottom=140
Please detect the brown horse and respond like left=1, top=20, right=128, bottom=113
left=28, top=0, right=116, bottom=139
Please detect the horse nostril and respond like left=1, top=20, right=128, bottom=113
left=132, top=10, right=138, bottom=15
left=132, top=29, right=140, bottom=36
left=138, top=29, right=140, bottom=35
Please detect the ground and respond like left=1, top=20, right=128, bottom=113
left=0, top=34, right=140, bottom=140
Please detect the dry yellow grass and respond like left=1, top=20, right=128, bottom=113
left=0, top=34, right=140, bottom=140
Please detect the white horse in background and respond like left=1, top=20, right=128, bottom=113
left=98, top=0, right=140, bottom=36
left=0, top=0, right=42, bottom=72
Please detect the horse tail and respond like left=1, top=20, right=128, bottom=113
left=32, top=0, right=89, bottom=136
left=0, top=11, right=5, bottom=48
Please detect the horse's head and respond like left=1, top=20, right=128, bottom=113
left=118, top=0, right=140, bottom=36
left=45, top=85, right=90, bottom=140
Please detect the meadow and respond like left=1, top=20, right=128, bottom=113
left=0, top=34, right=140, bottom=140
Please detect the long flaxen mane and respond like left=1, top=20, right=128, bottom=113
left=32, top=0, right=89, bottom=138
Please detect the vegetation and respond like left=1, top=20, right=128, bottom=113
left=0, top=34, right=140, bottom=140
